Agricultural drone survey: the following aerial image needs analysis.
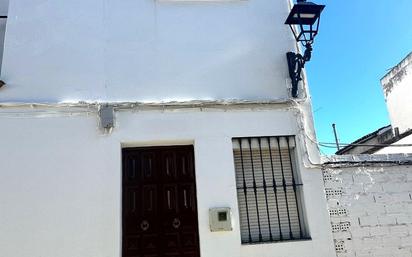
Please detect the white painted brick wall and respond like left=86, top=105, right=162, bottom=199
left=324, top=154, right=412, bottom=257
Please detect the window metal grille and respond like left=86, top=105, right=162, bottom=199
left=232, top=136, right=309, bottom=244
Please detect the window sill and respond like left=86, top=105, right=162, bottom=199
left=241, top=237, right=312, bottom=246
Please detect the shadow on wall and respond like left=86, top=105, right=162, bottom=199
left=0, top=0, right=9, bottom=75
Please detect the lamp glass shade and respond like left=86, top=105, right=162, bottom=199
left=293, top=13, right=316, bottom=19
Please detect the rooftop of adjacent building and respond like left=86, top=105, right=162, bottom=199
left=335, top=125, right=412, bottom=155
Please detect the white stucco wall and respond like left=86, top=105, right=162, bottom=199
left=0, top=0, right=297, bottom=102
left=0, top=1, right=330, bottom=256
left=381, top=53, right=412, bottom=135
left=0, top=107, right=335, bottom=257
left=0, top=0, right=8, bottom=16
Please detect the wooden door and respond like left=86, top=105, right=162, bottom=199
left=122, top=146, right=200, bottom=257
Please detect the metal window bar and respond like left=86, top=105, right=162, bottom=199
left=233, top=136, right=308, bottom=244
left=247, top=138, right=263, bottom=242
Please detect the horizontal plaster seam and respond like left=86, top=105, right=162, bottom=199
left=0, top=99, right=301, bottom=109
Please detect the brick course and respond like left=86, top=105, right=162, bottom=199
left=324, top=154, right=412, bottom=257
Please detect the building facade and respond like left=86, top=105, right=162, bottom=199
left=377, top=52, right=412, bottom=154
left=0, top=1, right=335, bottom=257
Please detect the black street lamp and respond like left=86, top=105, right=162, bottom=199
left=285, top=0, right=325, bottom=97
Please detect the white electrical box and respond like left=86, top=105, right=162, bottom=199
left=209, top=207, right=233, bottom=232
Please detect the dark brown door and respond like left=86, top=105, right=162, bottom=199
left=122, top=146, right=200, bottom=257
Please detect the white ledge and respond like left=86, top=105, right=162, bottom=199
left=0, top=99, right=304, bottom=110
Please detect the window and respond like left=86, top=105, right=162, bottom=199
left=232, top=136, right=308, bottom=244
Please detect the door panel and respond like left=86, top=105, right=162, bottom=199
left=141, top=152, right=156, bottom=181
left=123, top=146, right=200, bottom=257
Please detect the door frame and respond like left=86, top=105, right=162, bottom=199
left=120, top=144, right=201, bottom=257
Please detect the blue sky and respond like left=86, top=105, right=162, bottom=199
left=306, top=0, right=412, bottom=155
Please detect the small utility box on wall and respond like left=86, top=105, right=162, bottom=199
left=209, top=207, right=233, bottom=232
left=99, top=104, right=114, bottom=130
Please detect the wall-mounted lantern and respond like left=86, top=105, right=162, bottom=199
left=285, top=0, right=325, bottom=97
